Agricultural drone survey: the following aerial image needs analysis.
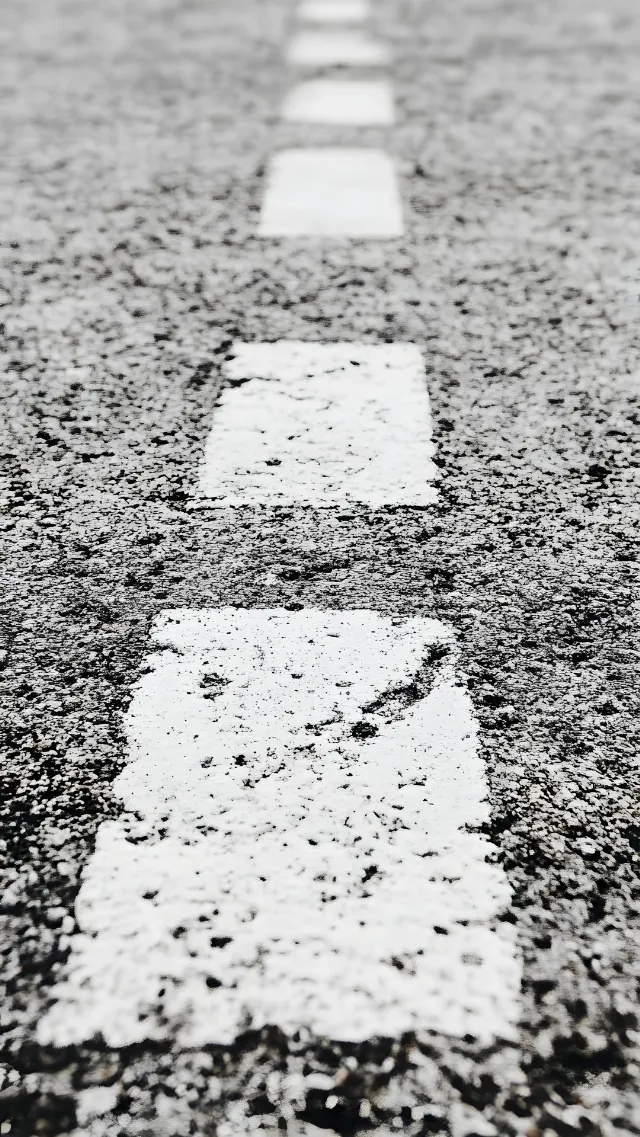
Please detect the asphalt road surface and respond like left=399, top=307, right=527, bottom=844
left=0, top=0, right=639, bottom=1133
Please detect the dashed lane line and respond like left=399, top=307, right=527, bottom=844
left=282, top=77, right=394, bottom=124
left=258, top=148, right=402, bottom=237
left=197, top=341, right=435, bottom=505
left=286, top=28, right=388, bottom=66
left=39, top=609, right=521, bottom=1050
left=34, top=0, right=524, bottom=1111
left=297, top=0, right=371, bottom=22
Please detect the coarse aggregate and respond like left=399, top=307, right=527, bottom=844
left=0, top=0, right=638, bottom=1133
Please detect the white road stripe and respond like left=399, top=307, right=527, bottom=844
left=198, top=341, right=436, bottom=506
left=298, top=0, right=371, bottom=21
left=39, top=608, right=521, bottom=1049
left=258, top=148, right=403, bottom=238
left=282, top=78, right=394, bottom=125
left=286, top=29, right=388, bottom=66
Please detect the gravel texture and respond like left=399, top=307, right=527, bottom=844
left=0, top=0, right=639, bottom=1133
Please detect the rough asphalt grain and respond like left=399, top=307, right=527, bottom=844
left=0, top=0, right=639, bottom=1133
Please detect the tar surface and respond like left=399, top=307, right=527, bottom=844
left=0, top=0, right=639, bottom=1133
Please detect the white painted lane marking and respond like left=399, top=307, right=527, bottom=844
left=282, top=78, right=394, bottom=125
left=39, top=609, right=521, bottom=1049
left=298, top=0, right=370, bottom=22
left=286, top=29, right=388, bottom=66
left=258, top=148, right=403, bottom=238
left=198, top=342, right=436, bottom=506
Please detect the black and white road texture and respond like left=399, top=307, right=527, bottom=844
left=1, top=0, right=639, bottom=1133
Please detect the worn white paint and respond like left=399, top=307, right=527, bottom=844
left=258, top=149, right=402, bottom=238
left=298, top=0, right=370, bottom=22
left=282, top=79, right=394, bottom=125
left=198, top=341, right=436, bottom=506
left=286, top=29, right=388, bottom=66
left=39, top=608, right=520, bottom=1050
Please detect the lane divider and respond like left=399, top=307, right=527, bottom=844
left=258, top=148, right=402, bottom=237
left=39, top=0, right=523, bottom=1081
left=39, top=610, right=520, bottom=1050
left=297, top=0, right=371, bottom=22
left=276, top=0, right=400, bottom=234
left=286, top=28, right=388, bottom=66
left=281, top=77, right=395, bottom=125
left=198, top=342, right=436, bottom=505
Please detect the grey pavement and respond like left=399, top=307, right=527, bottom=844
left=0, top=0, right=639, bottom=1133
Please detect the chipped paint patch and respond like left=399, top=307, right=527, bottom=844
left=259, top=148, right=402, bottom=237
left=298, top=0, right=370, bottom=21
left=198, top=341, right=435, bottom=505
left=39, top=608, right=520, bottom=1051
left=282, top=78, right=394, bottom=125
left=286, top=29, right=388, bottom=66
left=298, top=0, right=370, bottom=20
